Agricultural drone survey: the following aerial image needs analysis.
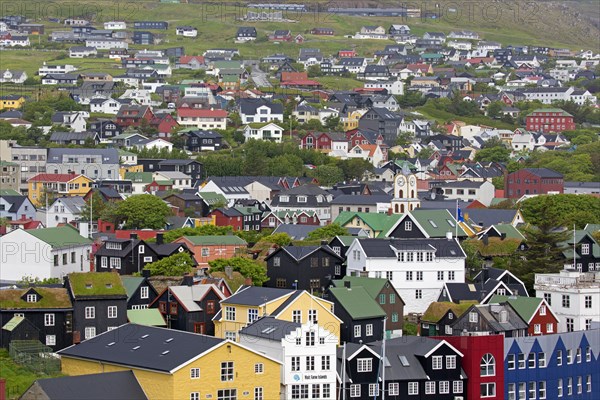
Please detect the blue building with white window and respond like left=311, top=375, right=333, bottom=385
left=504, top=330, right=600, bottom=399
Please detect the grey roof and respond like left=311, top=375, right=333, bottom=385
left=436, top=180, right=486, bottom=189
left=357, top=238, right=465, bottom=258
left=221, top=285, right=294, bottom=306
left=520, top=168, right=563, bottom=178
left=58, top=324, right=224, bottom=373
left=565, top=181, right=600, bottom=189
left=240, top=316, right=301, bottom=341
left=443, top=280, right=506, bottom=302
left=330, top=194, right=392, bottom=205
left=47, top=148, right=119, bottom=164
left=169, top=284, right=224, bottom=312
left=239, top=98, right=283, bottom=115
left=49, top=131, right=97, bottom=142
left=32, top=371, right=148, bottom=400
left=272, top=224, right=320, bottom=240
left=51, top=196, right=86, bottom=214
left=465, top=209, right=520, bottom=227
left=0, top=195, right=28, bottom=212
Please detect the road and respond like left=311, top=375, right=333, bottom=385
left=251, top=64, right=272, bottom=88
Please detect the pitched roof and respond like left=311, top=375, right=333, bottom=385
left=356, top=238, right=466, bottom=258
left=28, top=226, right=92, bottom=248
left=328, top=286, right=386, bottom=319
left=27, top=173, right=83, bottom=183
left=421, top=301, right=475, bottom=323
left=332, top=276, right=387, bottom=298
left=180, top=235, right=247, bottom=246
left=68, top=272, right=127, bottom=297
left=408, top=209, right=467, bottom=238
left=488, top=295, right=545, bottom=323
left=239, top=316, right=301, bottom=341
left=221, top=286, right=293, bottom=306
left=0, top=288, right=72, bottom=310
left=120, top=276, right=146, bottom=301
left=126, top=309, right=166, bottom=327
left=519, top=168, right=563, bottom=178
left=169, top=284, right=225, bottom=312
left=334, top=211, right=402, bottom=234
left=58, top=323, right=225, bottom=373
left=30, top=371, right=148, bottom=400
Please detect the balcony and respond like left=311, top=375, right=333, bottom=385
left=534, top=271, right=600, bottom=288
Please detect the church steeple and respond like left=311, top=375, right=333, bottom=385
left=391, top=166, right=420, bottom=214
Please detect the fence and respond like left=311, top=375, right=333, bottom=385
left=8, top=340, right=61, bottom=375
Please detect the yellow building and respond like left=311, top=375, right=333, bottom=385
left=119, top=164, right=143, bottom=179
left=59, top=324, right=281, bottom=400
left=214, top=287, right=342, bottom=343
left=27, top=173, right=93, bottom=206
left=343, top=110, right=367, bottom=131
left=0, top=95, right=26, bottom=110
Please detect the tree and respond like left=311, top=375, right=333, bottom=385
left=142, top=252, right=195, bottom=276
left=338, top=158, right=373, bottom=181
left=491, top=176, right=504, bottom=190
left=80, top=191, right=107, bottom=222
left=474, top=146, right=510, bottom=163
left=461, top=241, right=485, bottom=279
left=307, top=64, right=322, bottom=78
left=324, top=115, right=342, bottom=131
left=208, top=257, right=268, bottom=286
left=395, top=131, right=414, bottom=147
left=258, top=233, right=292, bottom=246
left=486, top=101, right=504, bottom=119
left=310, top=164, right=344, bottom=187
left=17, top=276, right=61, bottom=286
left=520, top=194, right=600, bottom=229
left=417, top=147, right=434, bottom=159
left=113, top=194, right=172, bottom=229
left=307, top=223, right=349, bottom=241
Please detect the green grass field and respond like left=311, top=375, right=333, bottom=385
left=0, top=349, right=64, bottom=400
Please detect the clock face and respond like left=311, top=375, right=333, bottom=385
left=409, top=176, right=416, bottom=185
left=396, top=176, right=405, bottom=186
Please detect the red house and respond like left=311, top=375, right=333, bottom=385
left=505, top=168, right=564, bottom=198
left=346, top=129, right=385, bottom=147
left=442, top=335, right=504, bottom=400
left=145, top=180, right=174, bottom=194
left=269, top=30, right=292, bottom=41
left=488, top=295, right=559, bottom=336
left=338, top=49, right=357, bottom=58
left=115, top=105, right=155, bottom=128
left=525, top=108, right=576, bottom=133
left=300, top=131, right=347, bottom=150
left=151, top=113, right=179, bottom=136
left=209, top=208, right=243, bottom=231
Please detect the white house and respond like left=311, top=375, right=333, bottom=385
left=511, top=132, right=536, bottom=151
left=364, top=79, right=404, bottom=95
left=38, top=62, right=78, bottom=75
left=85, top=38, right=128, bottom=50
left=69, top=46, right=97, bottom=58
left=0, top=226, right=93, bottom=282
left=152, top=171, right=192, bottom=190
left=46, top=196, right=86, bottom=228
left=243, top=122, right=284, bottom=143
left=119, top=89, right=153, bottom=106
left=346, top=237, right=466, bottom=313
left=50, top=112, right=87, bottom=133
left=0, top=69, right=27, bottom=84
left=239, top=99, right=284, bottom=124
left=104, top=21, right=127, bottom=30
left=176, top=26, right=198, bottom=37
left=346, top=144, right=385, bottom=167
left=534, top=270, right=600, bottom=332
left=89, top=98, right=126, bottom=114
left=142, top=138, right=173, bottom=152
left=176, top=108, right=228, bottom=130
left=434, top=180, right=495, bottom=206
left=239, top=318, right=337, bottom=400
left=354, top=26, right=388, bottom=40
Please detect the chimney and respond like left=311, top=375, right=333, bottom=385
left=156, top=233, right=164, bottom=245
left=79, top=222, right=89, bottom=238
left=182, top=274, right=194, bottom=286
left=130, top=232, right=138, bottom=240
left=482, top=234, right=489, bottom=245
left=344, top=281, right=351, bottom=289
left=321, top=240, right=328, bottom=246
left=224, top=266, right=233, bottom=279
left=446, top=231, right=453, bottom=240
left=0, top=379, right=5, bottom=400
left=244, top=277, right=253, bottom=286
left=141, top=269, right=151, bottom=278
left=500, top=232, right=507, bottom=241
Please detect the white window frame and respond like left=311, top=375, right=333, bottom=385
left=101, top=256, right=108, bottom=268
left=108, top=306, right=117, bottom=319
left=140, top=286, right=149, bottom=299
left=439, top=381, right=449, bottom=394
left=84, top=326, right=96, bottom=339
left=453, top=380, right=463, bottom=393
left=354, top=325, right=361, bottom=338
left=190, top=368, right=200, bottom=379
left=357, top=358, right=372, bottom=372
left=45, top=335, right=56, bottom=346
left=425, top=381, right=436, bottom=394
left=432, top=355, right=443, bottom=370
left=408, top=382, right=418, bottom=395
left=44, top=313, right=55, bottom=326
left=366, top=324, right=373, bottom=336
left=85, top=306, right=95, bottom=319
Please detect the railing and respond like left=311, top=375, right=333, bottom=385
left=535, top=273, right=599, bottom=287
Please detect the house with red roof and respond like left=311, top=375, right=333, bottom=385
left=176, top=107, right=227, bottom=130
left=115, top=105, right=155, bottom=128
left=176, top=55, right=206, bottom=70
left=150, top=113, right=179, bottom=136
left=280, top=71, right=322, bottom=89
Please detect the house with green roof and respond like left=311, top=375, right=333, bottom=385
left=121, top=275, right=159, bottom=309
left=0, top=225, right=93, bottom=282
left=334, top=211, right=402, bottom=238
left=174, top=235, right=248, bottom=267
left=559, top=230, right=600, bottom=273
left=384, top=209, right=467, bottom=239
left=331, top=276, right=405, bottom=336
left=127, top=308, right=166, bottom=326
left=420, top=301, right=477, bottom=337
left=325, top=285, right=386, bottom=343
left=0, top=287, right=74, bottom=350
left=124, top=171, right=154, bottom=194
left=487, top=295, right=558, bottom=336
left=66, top=272, right=127, bottom=341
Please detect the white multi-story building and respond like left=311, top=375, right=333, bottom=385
left=46, top=196, right=85, bottom=228
left=534, top=270, right=600, bottom=333
left=364, top=79, right=404, bottom=95
left=0, top=226, right=92, bottom=282
left=38, top=62, right=78, bottom=76
left=104, top=21, right=127, bottom=30
left=243, top=122, right=284, bottom=143
left=346, top=237, right=466, bottom=314
left=239, top=317, right=337, bottom=400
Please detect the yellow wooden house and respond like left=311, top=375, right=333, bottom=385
left=27, top=173, right=93, bottom=206
left=0, top=95, right=26, bottom=110
left=59, top=324, right=281, bottom=400
left=343, top=109, right=367, bottom=131
left=214, top=286, right=342, bottom=343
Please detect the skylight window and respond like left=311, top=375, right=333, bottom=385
left=141, top=334, right=149, bottom=339
left=165, top=338, right=174, bottom=343
left=447, top=220, right=455, bottom=227
left=399, top=355, right=410, bottom=366
left=161, top=350, right=170, bottom=355
left=429, top=220, right=438, bottom=228
left=107, top=342, right=116, bottom=347
left=132, top=346, right=141, bottom=351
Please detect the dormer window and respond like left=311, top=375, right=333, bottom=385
left=26, top=294, right=37, bottom=303
left=297, top=196, right=307, bottom=203
left=581, top=243, right=590, bottom=255
left=280, top=195, right=289, bottom=203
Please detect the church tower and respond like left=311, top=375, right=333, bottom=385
left=391, top=165, right=420, bottom=214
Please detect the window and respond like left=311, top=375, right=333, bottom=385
left=62, top=253, right=67, bottom=265
left=539, top=381, right=546, bottom=399
left=291, top=356, right=300, bottom=371
left=110, top=257, right=121, bottom=269
left=415, top=289, right=422, bottom=299
left=528, top=352, right=536, bottom=368
left=417, top=252, right=423, bottom=262
left=217, top=389, right=236, bottom=400
left=45, top=335, right=56, bottom=346
left=273, top=257, right=280, bottom=267
left=392, top=313, right=398, bottom=323
left=586, top=375, right=592, bottom=392
left=322, top=355, right=330, bottom=370
left=585, top=295, right=592, bottom=308
left=426, top=252, right=434, bottom=262
left=108, top=306, right=117, bottom=319
left=567, top=377, right=573, bottom=395
left=567, top=318, right=574, bottom=332
left=481, top=353, right=495, bottom=376
left=518, top=382, right=526, bottom=399
left=408, top=382, right=418, bottom=395
left=586, top=346, right=592, bottom=362
left=292, top=310, right=301, bottom=323
left=323, top=384, right=330, bottom=399
left=308, top=309, right=317, bottom=323
left=528, top=382, right=536, bottom=399
left=405, top=221, right=412, bottom=231
left=577, top=376, right=582, bottom=394
left=389, top=293, right=396, bottom=303
left=562, top=294, right=570, bottom=308
left=508, top=383, right=516, bottom=400
left=582, top=243, right=590, bottom=255
left=254, top=387, right=263, bottom=400
left=558, top=378, right=563, bottom=397
left=276, top=278, right=286, bottom=288
left=190, top=368, right=200, bottom=379
left=576, top=347, right=582, bottom=363
left=248, top=309, right=259, bottom=323
left=446, top=355, right=456, bottom=369
left=432, top=356, right=443, bottom=369
left=439, top=381, right=449, bottom=394
left=306, top=356, right=315, bottom=371
left=481, top=383, right=495, bottom=398
left=445, top=325, right=453, bottom=335
left=357, top=358, right=372, bottom=372
left=508, top=354, right=515, bottom=369
left=101, top=257, right=108, bottom=268
left=389, top=383, right=399, bottom=396
left=448, top=271, right=455, bottom=280
left=140, top=286, right=149, bottom=299
left=556, top=349, right=563, bottom=365
left=225, top=306, right=236, bottom=321
left=26, top=294, right=37, bottom=302
left=416, top=271, right=423, bottom=280
left=349, top=384, right=360, bottom=398
left=406, top=271, right=413, bottom=280
left=369, top=383, right=379, bottom=397
left=407, top=252, right=414, bottom=262
left=220, top=361, right=234, bottom=381
left=254, top=363, right=264, bottom=374
left=85, top=306, right=95, bottom=319
left=469, top=311, right=478, bottom=323
left=539, top=305, right=546, bottom=315
left=567, top=349, right=573, bottom=364
left=84, top=327, right=96, bottom=339
left=379, top=293, right=386, bottom=304
left=539, top=352, right=546, bottom=367
left=453, top=381, right=463, bottom=393
left=44, top=313, right=55, bottom=326
left=437, top=271, right=444, bottom=280
left=305, top=331, right=315, bottom=346
left=354, top=325, right=361, bottom=338
left=425, top=381, right=435, bottom=394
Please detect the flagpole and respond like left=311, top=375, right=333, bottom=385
left=573, top=224, right=576, bottom=270
left=455, top=199, right=458, bottom=238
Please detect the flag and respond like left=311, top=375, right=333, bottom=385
left=457, top=201, right=464, bottom=222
